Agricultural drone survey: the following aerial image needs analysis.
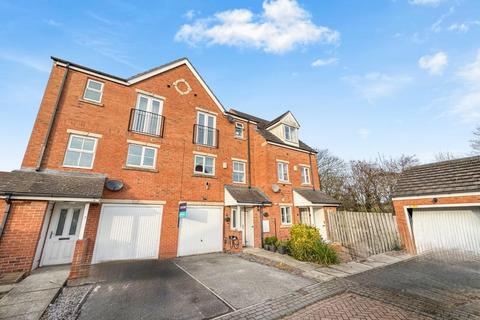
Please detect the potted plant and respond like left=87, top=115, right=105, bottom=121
left=276, top=240, right=289, bottom=254
left=264, top=236, right=278, bottom=252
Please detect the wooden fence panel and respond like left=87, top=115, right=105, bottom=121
left=326, top=211, right=400, bottom=259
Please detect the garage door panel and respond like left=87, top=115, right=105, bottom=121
left=412, top=207, right=480, bottom=255
left=177, top=206, right=223, bottom=257
left=93, top=205, right=163, bottom=263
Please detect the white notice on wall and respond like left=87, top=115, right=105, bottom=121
left=262, top=220, right=270, bottom=233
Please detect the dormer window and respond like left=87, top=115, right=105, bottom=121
left=234, top=122, right=244, bottom=139
left=283, top=125, right=297, bottom=142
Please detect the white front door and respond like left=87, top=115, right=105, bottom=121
left=243, top=208, right=254, bottom=247
left=177, top=206, right=223, bottom=256
left=314, top=208, right=329, bottom=240
left=41, top=204, right=84, bottom=266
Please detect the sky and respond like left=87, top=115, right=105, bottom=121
left=1, top=0, right=480, bottom=171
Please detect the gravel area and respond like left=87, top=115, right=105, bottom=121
left=41, top=284, right=93, bottom=320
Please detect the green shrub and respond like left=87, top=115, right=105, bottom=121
left=288, top=224, right=338, bottom=265
left=264, top=236, right=278, bottom=246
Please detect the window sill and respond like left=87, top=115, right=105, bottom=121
left=192, top=174, right=217, bottom=179
left=63, top=164, right=93, bottom=170
left=301, top=183, right=312, bottom=187
left=232, top=181, right=246, bottom=185
left=278, top=181, right=291, bottom=185
left=123, top=166, right=158, bottom=173
left=280, top=224, right=292, bottom=228
left=234, top=136, right=245, bottom=141
left=79, top=98, right=104, bottom=107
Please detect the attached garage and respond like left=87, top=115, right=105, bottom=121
left=177, top=205, right=223, bottom=257
left=411, top=207, right=480, bottom=255
left=393, top=155, right=480, bottom=256
left=93, top=204, right=163, bottom=263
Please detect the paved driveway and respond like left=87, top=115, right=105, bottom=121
left=77, top=253, right=312, bottom=320
left=283, top=255, right=480, bottom=320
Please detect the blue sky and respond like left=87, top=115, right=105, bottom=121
left=1, top=0, right=479, bottom=171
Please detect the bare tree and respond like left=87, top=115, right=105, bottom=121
left=471, top=126, right=480, bottom=154
left=434, top=152, right=457, bottom=162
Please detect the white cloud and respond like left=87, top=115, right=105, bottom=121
left=43, top=19, right=61, bottom=27
left=449, top=50, right=480, bottom=122
left=358, top=128, right=370, bottom=140
left=342, top=72, right=412, bottom=102
left=409, top=0, right=443, bottom=6
left=183, top=10, right=198, bottom=20
left=311, top=57, right=338, bottom=67
left=458, top=50, right=480, bottom=82
left=418, top=51, right=448, bottom=75
left=449, top=21, right=480, bottom=33
left=175, top=0, right=340, bottom=54
left=0, top=52, right=50, bottom=73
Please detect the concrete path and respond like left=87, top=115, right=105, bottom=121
left=243, top=248, right=413, bottom=282
left=0, top=266, right=69, bottom=320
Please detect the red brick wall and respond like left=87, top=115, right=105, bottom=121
left=0, top=201, right=48, bottom=273
left=393, top=194, right=480, bottom=253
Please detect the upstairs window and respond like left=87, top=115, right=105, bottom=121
left=283, top=125, right=298, bottom=142
left=126, top=144, right=157, bottom=169
left=83, top=79, right=104, bottom=103
left=234, top=122, right=244, bottom=139
left=232, top=160, right=246, bottom=183
left=301, top=166, right=311, bottom=185
left=63, top=134, right=97, bottom=169
left=277, top=161, right=289, bottom=182
left=131, top=94, right=164, bottom=136
left=195, top=111, right=217, bottom=147
left=194, top=154, right=215, bottom=175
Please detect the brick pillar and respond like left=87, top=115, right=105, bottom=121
left=69, top=238, right=91, bottom=279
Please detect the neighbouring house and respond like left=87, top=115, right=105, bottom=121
left=392, top=155, right=480, bottom=256
left=0, top=57, right=339, bottom=278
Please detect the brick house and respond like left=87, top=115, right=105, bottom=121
left=392, top=156, right=480, bottom=256
left=0, top=57, right=339, bottom=278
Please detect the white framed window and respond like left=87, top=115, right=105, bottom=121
left=283, top=125, right=298, bottom=142
left=132, top=94, right=164, bottom=136
left=281, top=206, right=292, bottom=225
left=232, top=161, right=246, bottom=183
left=277, top=161, right=289, bottom=182
left=301, top=166, right=311, bottom=185
left=231, top=207, right=239, bottom=230
left=63, top=134, right=98, bottom=169
left=234, top=122, right=244, bottom=138
left=83, top=79, right=104, bottom=103
left=195, top=111, right=217, bottom=147
left=194, top=154, right=215, bottom=175
left=126, top=144, right=157, bottom=169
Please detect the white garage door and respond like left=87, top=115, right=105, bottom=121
left=412, top=207, right=480, bottom=255
left=93, top=204, right=163, bottom=263
left=177, top=206, right=223, bottom=256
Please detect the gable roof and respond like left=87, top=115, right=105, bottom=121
left=265, top=111, right=300, bottom=130
left=294, top=188, right=341, bottom=205
left=225, top=185, right=271, bottom=205
left=0, top=170, right=106, bottom=199
left=393, top=155, right=480, bottom=198
left=228, top=109, right=316, bottom=153
left=51, top=56, right=226, bottom=114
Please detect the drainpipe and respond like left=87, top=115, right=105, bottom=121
left=36, top=63, right=70, bottom=171
left=247, top=122, right=252, bottom=189
left=0, top=194, right=12, bottom=241
left=309, top=152, right=315, bottom=191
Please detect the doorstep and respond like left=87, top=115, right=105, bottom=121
left=242, top=248, right=413, bottom=282
left=0, top=265, right=69, bottom=320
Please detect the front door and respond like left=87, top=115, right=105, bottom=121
left=41, top=204, right=84, bottom=266
left=244, top=208, right=254, bottom=247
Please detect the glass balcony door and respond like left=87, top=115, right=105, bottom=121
left=133, top=94, right=163, bottom=136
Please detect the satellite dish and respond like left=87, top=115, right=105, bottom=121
left=272, top=184, right=280, bottom=193
left=226, top=115, right=235, bottom=123
left=105, top=179, right=124, bottom=192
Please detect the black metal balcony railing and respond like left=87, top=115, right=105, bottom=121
left=128, top=108, right=165, bottom=137
left=193, top=124, right=219, bottom=148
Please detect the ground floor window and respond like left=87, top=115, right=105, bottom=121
left=281, top=206, right=292, bottom=225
